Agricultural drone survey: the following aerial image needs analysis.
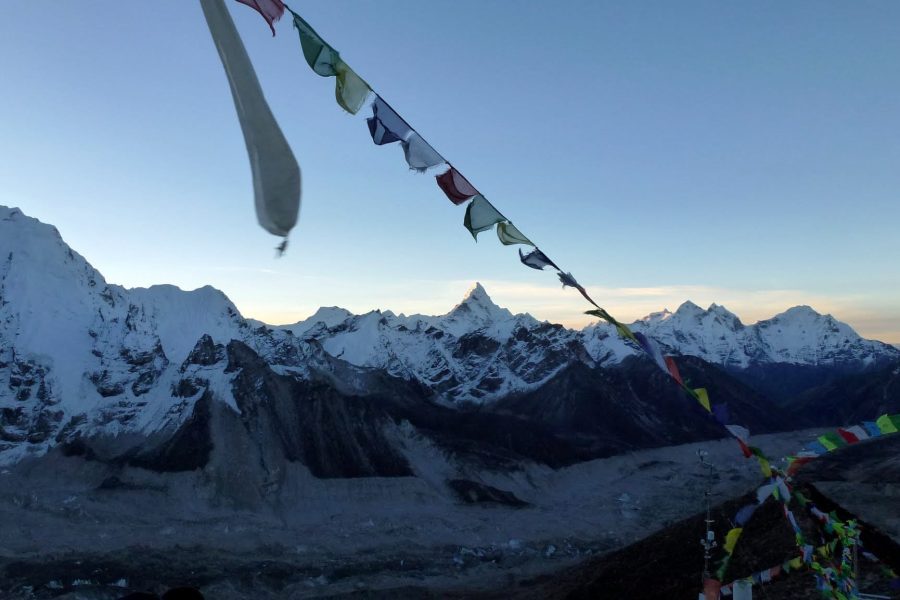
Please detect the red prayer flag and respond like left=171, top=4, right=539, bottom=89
left=234, top=0, right=285, bottom=35
left=664, top=356, right=683, bottom=386
left=703, top=578, right=722, bottom=599
left=836, top=428, right=859, bottom=444
left=786, top=456, right=814, bottom=476
left=436, top=166, right=479, bottom=205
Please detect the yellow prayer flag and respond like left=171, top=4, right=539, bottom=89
left=724, top=527, right=743, bottom=554
left=694, top=388, right=711, bottom=412
left=334, top=60, right=370, bottom=115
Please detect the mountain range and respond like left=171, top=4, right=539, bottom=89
left=1, top=205, right=898, bottom=490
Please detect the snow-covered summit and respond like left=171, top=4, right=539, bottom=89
left=0, top=206, right=323, bottom=464
left=631, top=300, right=897, bottom=369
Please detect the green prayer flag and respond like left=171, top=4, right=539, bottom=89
left=464, top=195, right=504, bottom=240
left=818, top=431, right=846, bottom=451
left=496, top=221, right=534, bottom=246
left=876, top=413, right=898, bottom=434
left=292, top=12, right=340, bottom=76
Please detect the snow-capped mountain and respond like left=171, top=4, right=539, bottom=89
left=1, top=205, right=897, bottom=472
left=283, top=288, right=898, bottom=404
left=626, top=300, right=896, bottom=370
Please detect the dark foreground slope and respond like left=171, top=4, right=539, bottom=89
left=485, top=434, right=900, bottom=600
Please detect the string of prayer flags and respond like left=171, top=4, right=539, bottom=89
left=235, top=0, right=285, bottom=35
left=519, top=247, right=558, bottom=271
left=585, top=308, right=639, bottom=343
left=202, top=0, right=301, bottom=242
left=496, top=222, right=534, bottom=246
left=557, top=271, right=601, bottom=307
left=275, top=19, right=898, bottom=598
left=436, top=166, right=480, bottom=205
left=288, top=10, right=371, bottom=114
left=464, top=195, right=505, bottom=240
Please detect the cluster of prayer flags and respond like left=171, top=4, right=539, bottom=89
left=798, top=413, right=900, bottom=457
left=232, top=9, right=900, bottom=595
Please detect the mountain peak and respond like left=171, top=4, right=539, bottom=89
left=443, top=283, right=514, bottom=332
left=675, top=300, right=703, bottom=315
left=775, top=305, right=824, bottom=319
left=464, top=282, right=490, bottom=302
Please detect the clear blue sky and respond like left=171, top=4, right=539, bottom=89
left=2, top=1, right=899, bottom=341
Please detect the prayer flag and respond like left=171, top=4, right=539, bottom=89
left=334, top=60, right=370, bottom=114
left=664, top=356, right=684, bottom=385
left=756, top=483, right=776, bottom=503
left=694, top=388, right=711, bottom=412
left=786, top=456, right=813, bottom=476
left=712, top=403, right=730, bottom=425
left=703, top=578, right=722, bottom=600
left=436, top=166, right=479, bottom=205
left=519, top=247, right=558, bottom=271
left=724, top=528, right=743, bottom=554
left=836, top=428, right=859, bottom=444
left=464, top=195, right=504, bottom=240
left=863, top=421, right=882, bottom=437
left=367, top=96, right=411, bottom=145
left=558, top=272, right=601, bottom=308
left=202, top=0, right=301, bottom=239
left=805, top=440, right=829, bottom=455
left=844, top=425, right=869, bottom=441
left=403, top=132, right=445, bottom=172
left=496, top=222, right=534, bottom=246
left=877, top=413, right=899, bottom=434
left=818, top=431, right=846, bottom=451
left=757, top=456, right=772, bottom=478
left=291, top=11, right=340, bottom=76
left=558, top=271, right=581, bottom=290
left=235, top=0, right=285, bottom=35
left=735, top=504, right=758, bottom=526
left=633, top=331, right=667, bottom=372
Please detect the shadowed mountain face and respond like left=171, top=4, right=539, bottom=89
left=1, top=205, right=897, bottom=481
left=788, top=360, right=900, bottom=426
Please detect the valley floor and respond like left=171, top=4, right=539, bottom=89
left=0, top=430, right=824, bottom=599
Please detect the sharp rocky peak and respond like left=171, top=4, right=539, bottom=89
left=447, top=282, right=512, bottom=321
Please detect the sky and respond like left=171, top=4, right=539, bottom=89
left=1, top=1, right=899, bottom=342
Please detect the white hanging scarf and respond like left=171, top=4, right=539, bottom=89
left=200, top=0, right=301, bottom=240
